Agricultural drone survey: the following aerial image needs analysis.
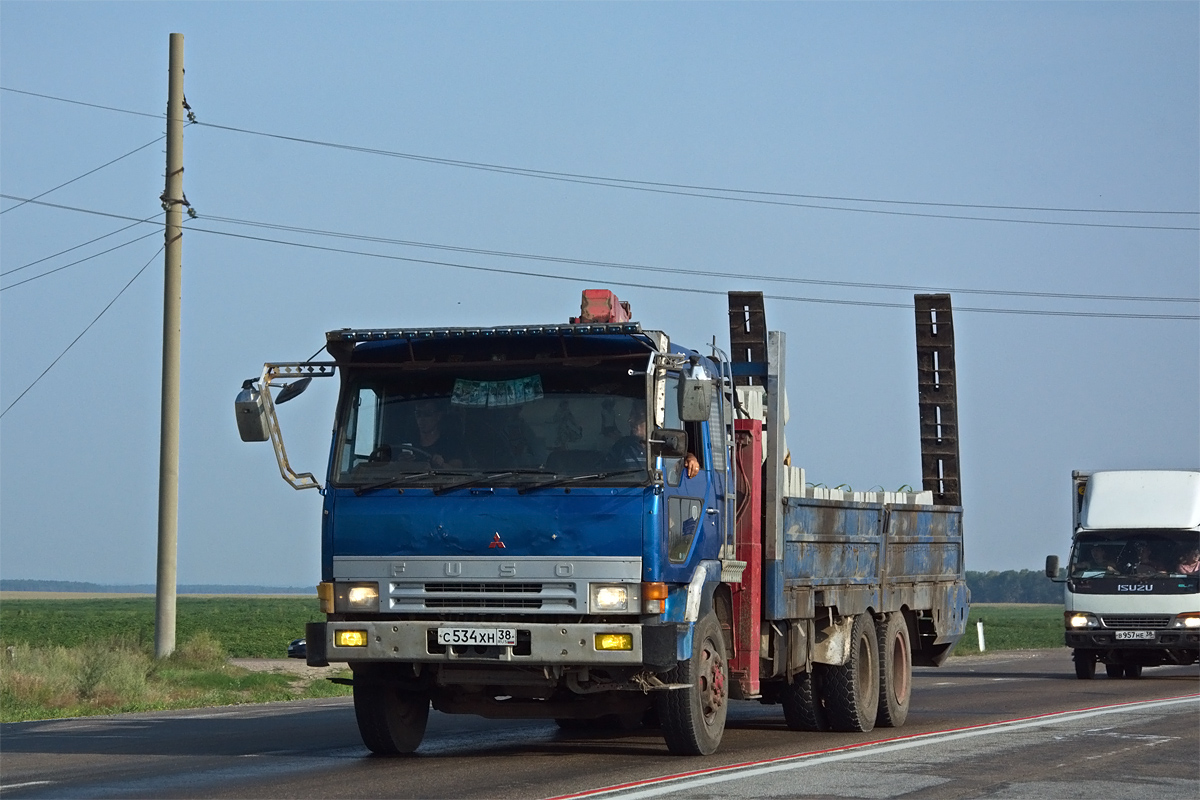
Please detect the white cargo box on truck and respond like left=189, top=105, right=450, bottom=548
left=1048, top=469, right=1200, bottom=680
left=1080, top=470, right=1200, bottom=531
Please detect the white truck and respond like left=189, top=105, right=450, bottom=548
left=1046, top=470, right=1200, bottom=679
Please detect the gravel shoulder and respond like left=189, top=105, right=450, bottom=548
left=229, top=658, right=347, bottom=677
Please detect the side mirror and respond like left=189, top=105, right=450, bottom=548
left=234, top=380, right=270, bottom=442
left=275, top=376, right=312, bottom=405
left=678, top=376, right=713, bottom=422
left=650, top=428, right=688, bottom=459
left=1045, top=555, right=1060, bottom=580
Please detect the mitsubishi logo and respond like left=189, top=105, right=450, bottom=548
left=489, top=532, right=506, bottom=549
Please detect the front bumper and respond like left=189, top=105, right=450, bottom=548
left=308, top=620, right=648, bottom=667
left=1066, top=629, right=1200, bottom=650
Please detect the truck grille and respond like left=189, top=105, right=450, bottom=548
left=389, top=580, right=579, bottom=612
left=1101, top=615, right=1172, bottom=629
left=425, top=582, right=543, bottom=594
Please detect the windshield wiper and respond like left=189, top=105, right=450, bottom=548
left=352, top=471, right=466, bottom=496
left=433, top=469, right=556, bottom=496
left=518, top=469, right=644, bottom=495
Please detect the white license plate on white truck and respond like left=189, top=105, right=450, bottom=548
left=1114, top=630, right=1154, bottom=640
left=436, top=627, right=517, bottom=646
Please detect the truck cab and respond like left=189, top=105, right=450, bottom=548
left=1047, top=470, right=1200, bottom=678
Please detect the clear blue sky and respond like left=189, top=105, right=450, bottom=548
left=2, top=2, right=1197, bottom=586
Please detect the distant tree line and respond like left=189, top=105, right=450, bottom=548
left=4, top=575, right=1062, bottom=603
left=966, top=570, right=1063, bottom=604
left=0, top=579, right=312, bottom=595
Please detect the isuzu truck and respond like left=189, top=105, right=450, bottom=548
left=236, top=289, right=969, bottom=755
left=1046, top=469, right=1200, bottom=679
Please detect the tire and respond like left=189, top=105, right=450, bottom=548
left=1072, top=650, right=1096, bottom=680
left=1105, top=663, right=1124, bottom=679
left=353, top=680, right=430, bottom=755
left=1123, top=664, right=1143, bottom=679
left=877, top=613, right=912, bottom=726
left=781, top=669, right=827, bottom=731
left=822, top=613, right=879, bottom=733
left=658, top=610, right=728, bottom=755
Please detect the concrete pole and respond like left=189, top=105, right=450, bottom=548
left=155, top=32, right=185, bottom=659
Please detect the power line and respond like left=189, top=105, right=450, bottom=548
left=1, top=136, right=165, bottom=215
left=1, top=245, right=164, bottom=420
left=197, top=212, right=1200, bottom=304
left=1, top=214, right=162, bottom=278
left=4, top=86, right=1195, bottom=226
left=175, top=221, right=1200, bottom=321
left=1, top=230, right=161, bottom=291
left=193, top=121, right=1198, bottom=231
left=0, top=86, right=163, bottom=119
left=5, top=195, right=1196, bottom=317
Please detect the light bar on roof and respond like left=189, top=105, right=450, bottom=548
left=327, top=322, right=643, bottom=343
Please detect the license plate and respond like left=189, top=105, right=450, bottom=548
left=1115, top=630, right=1154, bottom=640
left=436, top=627, right=517, bottom=646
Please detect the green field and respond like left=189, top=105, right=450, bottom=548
left=1, top=596, right=320, bottom=658
left=957, top=603, right=1064, bottom=655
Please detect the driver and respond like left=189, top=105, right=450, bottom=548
left=409, top=400, right=465, bottom=469
left=608, top=404, right=699, bottom=477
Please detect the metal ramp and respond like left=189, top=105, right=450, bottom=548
left=914, top=294, right=962, bottom=507
left=727, top=291, right=767, bottom=386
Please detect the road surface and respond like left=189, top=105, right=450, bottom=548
left=1, top=649, right=1196, bottom=799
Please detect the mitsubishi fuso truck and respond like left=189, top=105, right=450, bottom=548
left=1046, top=469, right=1200, bottom=679
left=236, top=289, right=969, bottom=755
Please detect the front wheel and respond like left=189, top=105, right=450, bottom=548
left=1073, top=650, right=1097, bottom=680
left=822, top=613, right=879, bottom=733
left=353, top=680, right=430, bottom=755
left=1123, top=664, right=1143, bottom=679
left=658, top=610, right=728, bottom=755
left=1105, top=662, right=1124, bottom=679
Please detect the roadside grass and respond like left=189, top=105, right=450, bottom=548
left=0, top=597, right=1065, bottom=721
left=0, top=598, right=347, bottom=723
left=0, top=633, right=351, bottom=723
left=954, top=603, right=1064, bottom=655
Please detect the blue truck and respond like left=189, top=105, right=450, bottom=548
left=235, top=289, right=968, bottom=755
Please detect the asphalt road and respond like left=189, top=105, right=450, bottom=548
left=1, top=649, right=1196, bottom=799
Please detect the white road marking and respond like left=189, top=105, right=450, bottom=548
left=550, top=695, right=1199, bottom=800
left=0, top=781, right=54, bottom=791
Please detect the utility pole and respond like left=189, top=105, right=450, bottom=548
left=155, top=32, right=185, bottom=659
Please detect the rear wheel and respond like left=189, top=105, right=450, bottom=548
left=1073, top=650, right=1097, bottom=680
left=877, top=612, right=912, bottom=726
left=353, top=679, right=430, bottom=755
left=823, top=613, right=879, bottom=733
left=658, top=610, right=728, bottom=755
left=1123, top=664, right=1143, bottom=679
left=781, top=669, right=827, bottom=731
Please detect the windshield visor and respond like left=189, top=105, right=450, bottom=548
left=332, top=365, right=649, bottom=487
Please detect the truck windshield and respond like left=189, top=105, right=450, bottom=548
left=331, top=366, right=649, bottom=488
left=1069, top=531, right=1200, bottom=579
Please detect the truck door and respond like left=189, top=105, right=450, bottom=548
left=659, top=372, right=720, bottom=584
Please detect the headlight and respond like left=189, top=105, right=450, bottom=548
left=590, top=584, right=630, bottom=612
left=335, top=582, right=380, bottom=611
left=1066, top=612, right=1097, bottom=629
left=1176, top=612, right=1200, bottom=629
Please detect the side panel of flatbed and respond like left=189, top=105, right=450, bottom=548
left=776, top=496, right=968, bottom=655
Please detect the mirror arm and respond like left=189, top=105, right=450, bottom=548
left=260, top=362, right=337, bottom=491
